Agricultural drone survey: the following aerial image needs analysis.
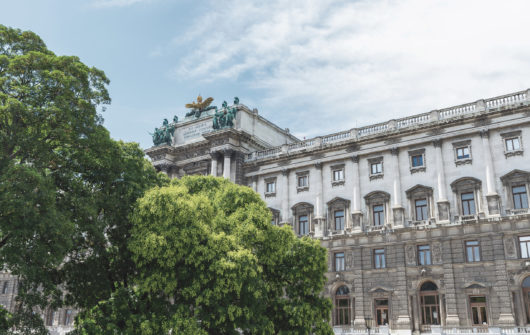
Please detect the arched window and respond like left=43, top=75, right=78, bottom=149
left=420, top=281, right=440, bottom=326
left=334, top=286, right=351, bottom=326
left=522, top=276, right=530, bottom=323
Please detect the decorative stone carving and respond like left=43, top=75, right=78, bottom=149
left=432, top=242, right=442, bottom=264
left=504, top=236, right=517, bottom=259
left=406, top=245, right=416, bottom=266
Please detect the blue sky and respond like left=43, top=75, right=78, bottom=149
left=2, top=0, right=530, bottom=149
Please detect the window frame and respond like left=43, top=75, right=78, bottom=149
left=334, top=210, right=345, bottom=231
left=512, top=185, right=529, bottom=210
left=368, top=157, right=384, bottom=180
left=334, top=286, right=352, bottom=326
left=373, top=248, right=386, bottom=269
left=264, top=176, right=277, bottom=197
left=409, top=149, right=426, bottom=174
left=295, top=171, right=310, bottom=192
left=520, top=236, right=530, bottom=259
left=374, top=298, right=390, bottom=326
left=452, top=140, right=473, bottom=166
left=461, top=192, right=476, bottom=216
left=500, top=170, right=530, bottom=215
left=465, top=240, right=481, bottom=262
left=469, top=296, right=488, bottom=326
left=364, top=191, right=390, bottom=229
left=373, top=204, right=385, bottom=227
left=417, top=245, right=432, bottom=266
left=334, top=252, right=345, bottom=272
left=331, top=164, right=346, bottom=187
left=298, top=214, right=309, bottom=236
left=501, top=130, right=524, bottom=158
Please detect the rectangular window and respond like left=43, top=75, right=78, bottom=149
left=375, top=299, right=389, bottom=326
left=466, top=240, right=481, bottom=262
left=335, top=252, right=345, bottom=271
left=415, top=198, right=428, bottom=221
left=64, top=309, right=73, bottom=326
left=411, top=154, right=424, bottom=167
left=505, top=137, right=521, bottom=151
left=461, top=192, right=476, bottom=215
left=373, top=204, right=384, bottom=226
left=418, top=245, right=432, bottom=266
left=520, top=236, right=530, bottom=258
left=298, top=215, right=309, bottom=235
left=374, top=249, right=386, bottom=269
left=333, top=169, right=344, bottom=181
left=266, top=181, right=275, bottom=193
left=298, top=175, right=308, bottom=188
left=456, top=146, right=470, bottom=159
left=513, top=185, right=529, bottom=209
left=334, top=210, right=345, bottom=230
left=1, top=282, right=7, bottom=294
left=371, top=162, right=383, bottom=175
left=470, top=296, right=488, bottom=325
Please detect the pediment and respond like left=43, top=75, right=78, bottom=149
left=369, top=286, right=393, bottom=293
left=405, top=184, right=433, bottom=197
left=500, top=169, right=530, bottom=184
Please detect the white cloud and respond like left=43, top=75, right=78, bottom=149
left=91, top=0, right=153, bottom=8
left=169, top=0, right=530, bottom=138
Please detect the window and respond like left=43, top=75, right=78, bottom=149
left=375, top=299, right=389, bottom=326
left=333, top=169, right=344, bottom=181
left=373, top=205, right=384, bottom=227
left=335, top=252, right=345, bottom=271
left=505, top=137, right=521, bottom=151
left=420, top=282, right=440, bottom=325
left=415, top=199, right=428, bottom=221
left=45, top=310, right=55, bottom=326
left=522, top=277, right=530, bottom=323
left=334, top=210, right=345, bottom=230
left=456, top=147, right=470, bottom=159
left=298, top=175, right=308, bottom=187
left=461, top=192, right=476, bottom=216
left=374, top=249, right=386, bottom=269
left=520, top=236, right=530, bottom=258
left=334, top=286, right=351, bottom=326
left=266, top=181, right=275, bottom=193
left=1, top=282, right=7, bottom=294
left=298, top=215, right=309, bottom=235
left=418, top=245, right=431, bottom=266
left=469, top=296, right=488, bottom=325
left=466, top=240, right=481, bottom=262
left=269, top=208, right=280, bottom=225
left=63, top=309, right=73, bottom=326
left=513, top=185, right=529, bottom=209
left=371, top=162, right=383, bottom=175
left=296, top=171, right=310, bottom=192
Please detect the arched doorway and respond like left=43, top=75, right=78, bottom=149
left=334, top=285, right=351, bottom=326
left=420, top=281, right=440, bottom=327
left=522, top=276, right=530, bottom=323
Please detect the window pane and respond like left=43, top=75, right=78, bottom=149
left=412, top=155, right=423, bottom=167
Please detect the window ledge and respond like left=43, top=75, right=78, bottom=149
left=410, top=166, right=426, bottom=174
left=264, top=192, right=276, bottom=198
left=505, top=149, right=524, bottom=158
left=369, top=173, right=384, bottom=181
left=331, top=180, right=345, bottom=187
left=507, top=208, right=530, bottom=215
left=455, top=158, right=472, bottom=166
left=296, top=186, right=309, bottom=193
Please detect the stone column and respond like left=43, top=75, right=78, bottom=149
left=353, top=246, right=366, bottom=329
left=433, top=139, right=450, bottom=222
left=210, top=152, right=219, bottom=176
left=442, top=240, right=460, bottom=327
left=251, top=176, right=258, bottom=192
left=313, top=162, right=325, bottom=236
left=351, top=155, right=363, bottom=231
left=480, top=130, right=500, bottom=215
left=222, top=149, right=232, bottom=180
left=493, top=235, right=516, bottom=326
left=394, top=246, right=412, bottom=334
left=391, top=148, right=404, bottom=228
left=281, top=169, right=290, bottom=224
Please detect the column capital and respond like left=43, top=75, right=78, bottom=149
left=314, top=161, right=322, bottom=169
left=480, top=128, right=489, bottom=138
left=351, top=155, right=360, bottom=163
left=390, top=147, right=399, bottom=156
left=222, top=148, right=234, bottom=157
left=210, top=151, right=221, bottom=159
left=281, top=168, right=290, bottom=176
left=432, top=138, right=443, bottom=148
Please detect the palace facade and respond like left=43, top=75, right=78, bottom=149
left=145, top=90, right=530, bottom=335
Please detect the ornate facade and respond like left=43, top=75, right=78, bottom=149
left=146, top=90, right=530, bottom=335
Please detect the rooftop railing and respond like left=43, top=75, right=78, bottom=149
left=245, top=89, right=530, bottom=162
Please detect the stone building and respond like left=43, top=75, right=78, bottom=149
left=146, top=90, right=530, bottom=335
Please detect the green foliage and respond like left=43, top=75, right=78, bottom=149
left=75, top=176, right=332, bottom=334
left=0, top=24, right=166, bottom=331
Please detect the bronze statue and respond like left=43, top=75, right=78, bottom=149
left=185, top=95, right=217, bottom=118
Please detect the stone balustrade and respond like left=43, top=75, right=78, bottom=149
left=333, top=327, right=530, bottom=335
left=245, top=89, right=530, bottom=162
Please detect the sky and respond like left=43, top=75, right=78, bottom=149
left=1, top=0, right=530, bottom=149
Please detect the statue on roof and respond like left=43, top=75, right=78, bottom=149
left=185, top=95, right=217, bottom=118
left=213, top=100, right=237, bottom=130
left=150, top=118, right=175, bottom=146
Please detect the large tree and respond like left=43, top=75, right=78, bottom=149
left=75, top=176, right=333, bottom=335
left=0, top=25, right=165, bottom=332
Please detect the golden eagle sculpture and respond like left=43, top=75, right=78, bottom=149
left=185, top=95, right=217, bottom=118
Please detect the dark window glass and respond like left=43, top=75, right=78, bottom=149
left=299, top=215, right=309, bottom=235
left=420, top=282, right=440, bottom=326
left=334, top=210, right=345, bottom=230
left=470, top=296, right=488, bottom=325
left=505, top=137, right=521, bottom=151
left=456, top=147, right=470, bottom=159
left=461, top=192, right=476, bottom=215
left=412, top=155, right=424, bottom=167
left=334, top=286, right=351, bottom=326
left=375, top=299, right=389, bottom=326
left=1, top=282, right=8, bottom=294
left=373, top=205, right=384, bottom=226
left=374, top=249, right=386, bottom=269
left=466, top=240, right=481, bottom=262
left=415, top=198, right=428, bottom=221
left=335, top=252, right=345, bottom=271
left=513, top=185, right=529, bottom=209
left=418, top=245, right=432, bottom=265
left=520, top=236, right=530, bottom=258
